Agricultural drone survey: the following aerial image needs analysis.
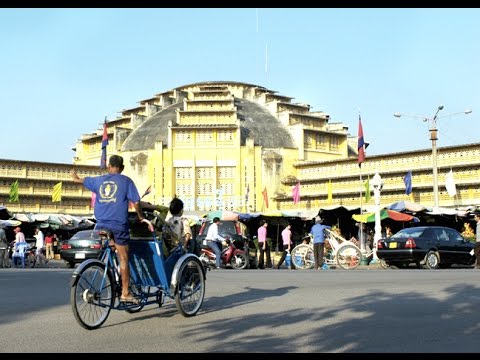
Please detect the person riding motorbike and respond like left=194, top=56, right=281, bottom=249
left=204, top=217, right=226, bottom=269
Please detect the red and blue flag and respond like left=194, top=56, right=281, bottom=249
left=100, top=119, right=108, bottom=169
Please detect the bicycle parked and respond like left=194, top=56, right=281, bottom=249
left=291, top=229, right=363, bottom=270
left=70, top=217, right=206, bottom=330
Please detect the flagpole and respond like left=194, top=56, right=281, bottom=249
left=359, top=168, right=364, bottom=252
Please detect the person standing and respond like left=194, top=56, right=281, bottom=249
left=310, top=216, right=331, bottom=270
left=44, top=232, right=55, bottom=260
left=276, top=222, right=294, bottom=269
left=257, top=220, right=271, bottom=269
left=71, top=154, right=144, bottom=304
left=0, top=224, right=8, bottom=268
left=204, top=217, right=226, bottom=269
left=13, top=226, right=25, bottom=245
left=34, top=227, right=48, bottom=266
left=474, top=213, right=480, bottom=269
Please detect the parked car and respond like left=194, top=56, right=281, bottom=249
left=59, top=230, right=103, bottom=268
left=196, top=219, right=258, bottom=269
left=377, top=226, right=475, bottom=269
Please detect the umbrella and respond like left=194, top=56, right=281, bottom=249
left=353, top=209, right=418, bottom=223
left=205, top=210, right=239, bottom=221
left=387, top=201, right=428, bottom=213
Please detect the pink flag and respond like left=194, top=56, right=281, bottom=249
left=292, top=182, right=301, bottom=205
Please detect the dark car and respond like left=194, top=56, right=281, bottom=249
left=377, top=226, right=475, bottom=269
left=60, top=230, right=103, bottom=268
left=196, top=219, right=258, bottom=269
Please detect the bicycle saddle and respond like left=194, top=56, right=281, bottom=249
left=97, top=230, right=114, bottom=240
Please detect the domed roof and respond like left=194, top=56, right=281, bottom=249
left=121, top=95, right=296, bottom=152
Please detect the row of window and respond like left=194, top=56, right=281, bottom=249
left=175, top=130, right=235, bottom=143
left=304, top=132, right=340, bottom=152
left=299, top=149, right=480, bottom=180
left=176, top=167, right=236, bottom=180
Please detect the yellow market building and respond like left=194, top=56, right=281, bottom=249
left=1, top=81, right=479, bottom=216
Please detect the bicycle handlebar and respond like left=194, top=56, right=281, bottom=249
left=140, top=218, right=155, bottom=233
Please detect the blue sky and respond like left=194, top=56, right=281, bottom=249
left=1, top=8, right=479, bottom=164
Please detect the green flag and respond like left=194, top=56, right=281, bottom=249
left=9, top=180, right=19, bottom=202
left=364, top=176, right=371, bottom=202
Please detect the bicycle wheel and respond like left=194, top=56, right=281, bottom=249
left=336, top=244, right=362, bottom=270
left=291, top=245, right=314, bottom=270
left=71, top=262, right=114, bottom=330
left=175, top=257, right=205, bottom=317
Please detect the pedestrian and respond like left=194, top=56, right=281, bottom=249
left=13, top=226, right=25, bottom=245
left=204, top=217, right=226, bottom=269
left=0, top=224, right=9, bottom=268
left=166, top=196, right=194, bottom=254
left=44, top=232, right=55, bottom=260
left=33, top=227, right=48, bottom=266
left=474, top=213, right=480, bottom=269
left=310, top=216, right=331, bottom=270
left=257, top=220, right=272, bottom=269
left=276, top=222, right=295, bottom=269
left=70, top=154, right=144, bottom=304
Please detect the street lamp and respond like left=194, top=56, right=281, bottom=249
left=394, top=106, right=472, bottom=208
left=370, top=171, right=383, bottom=264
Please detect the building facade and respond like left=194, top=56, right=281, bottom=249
left=1, top=81, right=478, bottom=216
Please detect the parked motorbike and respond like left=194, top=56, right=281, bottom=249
left=199, top=236, right=249, bottom=270
left=6, top=243, right=36, bottom=268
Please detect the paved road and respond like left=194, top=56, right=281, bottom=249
left=1, top=266, right=479, bottom=353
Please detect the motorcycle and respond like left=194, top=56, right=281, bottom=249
left=6, top=242, right=37, bottom=268
left=199, top=236, right=249, bottom=270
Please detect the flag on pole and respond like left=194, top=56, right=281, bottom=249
left=9, top=180, right=19, bottom=202
left=100, top=117, right=108, bottom=169
left=364, top=176, right=371, bottom=202
left=262, top=187, right=269, bottom=208
left=90, top=192, right=96, bottom=208
left=357, top=115, right=366, bottom=167
left=445, top=169, right=457, bottom=197
left=403, top=170, right=413, bottom=195
left=245, top=184, right=250, bottom=205
left=52, top=182, right=62, bottom=202
left=141, top=185, right=152, bottom=199
left=292, top=182, right=301, bottom=205
left=327, top=180, right=333, bottom=205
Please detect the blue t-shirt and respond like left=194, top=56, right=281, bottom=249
left=310, top=224, right=331, bottom=244
left=84, top=173, right=141, bottom=232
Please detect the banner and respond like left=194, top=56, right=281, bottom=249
left=445, top=169, right=457, bottom=197
left=262, top=187, right=269, bottom=208
left=292, top=182, right=300, bottom=205
left=9, top=180, right=19, bottom=202
left=327, top=180, right=333, bottom=205
left=403, top=171, right=413, bottom=195
left=364, top=176, right=371, bottom=202
left=52, top=182, right=62, bottom=202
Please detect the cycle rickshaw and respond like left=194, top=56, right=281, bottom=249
left=291, top=229, right=363, bottom=270
left=70, top=216, right=206, bottom=330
